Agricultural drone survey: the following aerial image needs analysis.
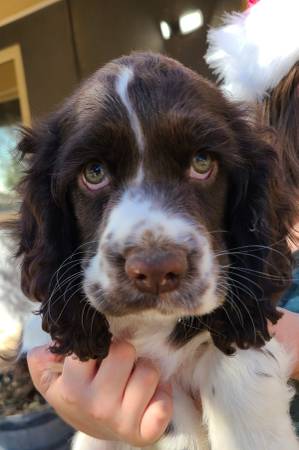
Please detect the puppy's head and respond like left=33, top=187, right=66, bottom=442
left=15, top=53, right=292, bottom=359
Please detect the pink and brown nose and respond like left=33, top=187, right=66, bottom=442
left=125, top=250, right=187, bottom=294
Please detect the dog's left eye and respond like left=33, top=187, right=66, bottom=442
left=190, top=152, right=215, bottom=180
left=81, top=161, right=109, bottom=190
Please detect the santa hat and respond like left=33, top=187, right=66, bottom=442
left=205, top=0, right=299, bottom=101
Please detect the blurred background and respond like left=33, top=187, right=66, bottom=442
left=0, top=0, right=244, bottom=219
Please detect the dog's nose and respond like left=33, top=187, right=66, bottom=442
left=125, top=251, right=187, bottom=294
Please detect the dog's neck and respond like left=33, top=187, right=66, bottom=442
left=107, top=313, right=211, bottom=383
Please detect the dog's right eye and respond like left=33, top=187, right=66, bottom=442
left=81, top=161, right=109, bottom=191
left=190, top=152, right=216, bottom=181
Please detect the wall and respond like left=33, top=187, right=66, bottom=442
left=69, top=0, right=165, bottom=79
left=0, top=1, right=77, bottom=118
left=0, top=0, right=242, bottom=118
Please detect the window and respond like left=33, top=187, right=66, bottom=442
left=0, top=44, right=30, bottom=222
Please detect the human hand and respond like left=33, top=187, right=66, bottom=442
left=270, top=309, right=299, bottom=380
left=27, top=341, right=172, bottom=447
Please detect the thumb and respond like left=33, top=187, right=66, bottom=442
left=27, top=345, right=63, bottom=395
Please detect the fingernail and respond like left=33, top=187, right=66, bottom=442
left=40, top=370, right=53, bottom=390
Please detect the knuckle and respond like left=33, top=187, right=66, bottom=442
left=60, top=382, right=79, bottom=405
left=90, top=406, right=105, bottom=422
left=90, top=401, right=114, bottom=423
left=61, top=392, right=77, bottom=405
left=115, top=422, right=134, bottom=441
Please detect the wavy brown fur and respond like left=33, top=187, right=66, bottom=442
left=259, top=62, right=299, bottom=234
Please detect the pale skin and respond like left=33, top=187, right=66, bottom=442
left=28, top=310, right=299, bottom=447
left=28, top=341, right=173, bottom=447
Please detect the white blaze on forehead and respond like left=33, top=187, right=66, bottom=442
left=134, top=166, right=144, bottom=185
left=115, top=66, right=145, bottom=155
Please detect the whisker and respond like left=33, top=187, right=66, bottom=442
left=228, top=266, right=292, bottom=282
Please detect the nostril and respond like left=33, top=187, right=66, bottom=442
left=165, top=272, right=179, bottom=281
left=125, top=250, right=187, bottom=294
left=160, top=272, right=181, bottom=291
left=136, top=273, right=147, bottom=281
left=161, top=272, right=179, bottom=286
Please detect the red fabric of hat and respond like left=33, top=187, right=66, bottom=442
left=247, top=0, right=259, bottom=6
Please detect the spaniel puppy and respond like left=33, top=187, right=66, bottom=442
left=15, top=53, right=299, bottom=449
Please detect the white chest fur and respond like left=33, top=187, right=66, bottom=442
left=108, top=314, right=210, bottom=385
left=73, top=316, right=299, bottom=450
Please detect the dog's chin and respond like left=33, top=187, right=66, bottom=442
left=86, top=287, right=223, bottom=319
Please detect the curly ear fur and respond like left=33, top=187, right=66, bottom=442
left=208, top=112, right=293, bottom=354
left=15, top=118, right=111, bottom=361
left=207, top=64, right=299, bottom=354
left=207, top=62, right=299, bottom=353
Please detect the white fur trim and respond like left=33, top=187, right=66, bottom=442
left=205, top=0, right=299, bottom=101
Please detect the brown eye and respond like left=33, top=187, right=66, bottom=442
left=81, top=161, right=108, bottom=190
left=190, top=152, right=215, bottom=180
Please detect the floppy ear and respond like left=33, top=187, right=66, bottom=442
left=15, top=118, right=111, bottom=361
left=209, top=113, right=293, bottom=354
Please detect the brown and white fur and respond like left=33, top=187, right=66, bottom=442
left=13, top=53, right=299, bottom=450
